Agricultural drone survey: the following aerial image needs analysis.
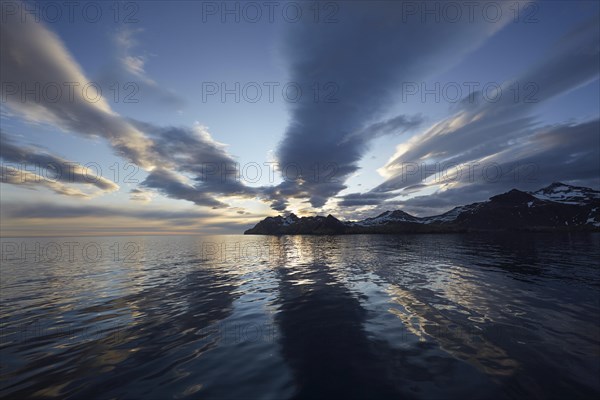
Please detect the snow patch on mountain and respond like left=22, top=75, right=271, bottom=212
left=281, top=213, right=299, bottom=226
left=586, top=208, right=600, bottom=227
left=531, top=182, right=600, bottom=205
left=422, top=203, right=485, bottom=224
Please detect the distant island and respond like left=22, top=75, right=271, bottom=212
left=244, top=183, right=600, bottom=235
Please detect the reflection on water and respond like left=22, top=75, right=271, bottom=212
left=1, top=233, right=599, bottom=399
left=274, top=258, right=399, bottom=398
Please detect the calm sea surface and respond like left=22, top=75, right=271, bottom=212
left=1, top=233, right=599, bottom=399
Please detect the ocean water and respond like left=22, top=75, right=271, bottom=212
left=1, top=233, right=599, bottom=399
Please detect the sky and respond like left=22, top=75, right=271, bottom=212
left=1, top=0, right=599, bottom=236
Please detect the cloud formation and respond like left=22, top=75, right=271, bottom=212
left=131, top=122, right=261, bottom=206
left=0, top=8, right=155, bottom=168
left=1, top=132, right=119, bottom=196
left=1, top=1, right=598, bottom=228
left=96, top=27, right=186, bottom=110
left=336, top=15, right=600, bottom=215
left=273, top=1, right=515, bottom=210
left=3, top=203, right=217, bottom=220
left=0, top=7, right=255, bottom=208
left=0, top=202, right=255, bottom=235
left=376, top=118, right=600, bottom=217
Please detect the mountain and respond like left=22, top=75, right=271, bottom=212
left=244, top=183, right=600, bottom=235
left=244, top=214, right=347, bottom=235
left=531, top=182, right=600, bottom=205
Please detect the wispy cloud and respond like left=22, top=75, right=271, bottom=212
left=1, top=132, right=119, bottom=196
left=0, top=202, right=255, bottom=236
left=366, top=15, right=599, bottom=213
left=115, top=28, right=149, bottom=78
left=129, top=188, right=154, bottom=203
left=1, top=168, right=91, bottom=198
left=104, top=27, right=185, bottom=109
left=2, top=203, right=216, bottom=220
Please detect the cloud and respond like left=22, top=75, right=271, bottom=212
left=96, top=26, right=186, bottom=110
left=3, top=1, right=597, bottom=225
left=366, top=15, right=599, bottom=212
left=340, top=114, right=424, bottom=145
left=0, top=7, right=251, bottom=208
left=2, top=203, right=216, bottom=220
left=363, top=118, right=600, bottom=217
left=115, top=28, right=148, bottom=77
left=0, top=132, right=119, bottom=196
left=273, top=1, right=515, bottom=210
left=141, top=168, right=226, bottom=208
left=0, top=202, right=256, bottom=235
left=339, top=119, right=599, bottom=217
left=123, top=55, right=146, bottom=77
left=337, top=191, right=398, bottom=207
left=129, top=121, right=261, bottom=205
left=129, top=188, right=153, bottom=203
left=1, top=168, right=91, bottom=198
left=0, top=8, right=156, bottom=169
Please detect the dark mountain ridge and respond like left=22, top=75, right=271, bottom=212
left=244, top=183, right=600, bottom=234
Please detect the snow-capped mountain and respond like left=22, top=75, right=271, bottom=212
left=350, top=210, right=419, bottom=226
left=244, top=183, right=600, bottom=234
left=531, top=182, right=600, bottom=205
left=244, top=213, right=347, bottom=235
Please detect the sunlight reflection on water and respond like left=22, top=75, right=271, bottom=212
left=1, top=233, right=599, bottom=399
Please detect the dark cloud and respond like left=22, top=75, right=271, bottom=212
left=274, top=1, right=515, bottom=209
left=141, top=168, right=226, bottom=208
left=337, top=191, right=398, bottom=207
left=128, top=121, right=262, bottom=205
